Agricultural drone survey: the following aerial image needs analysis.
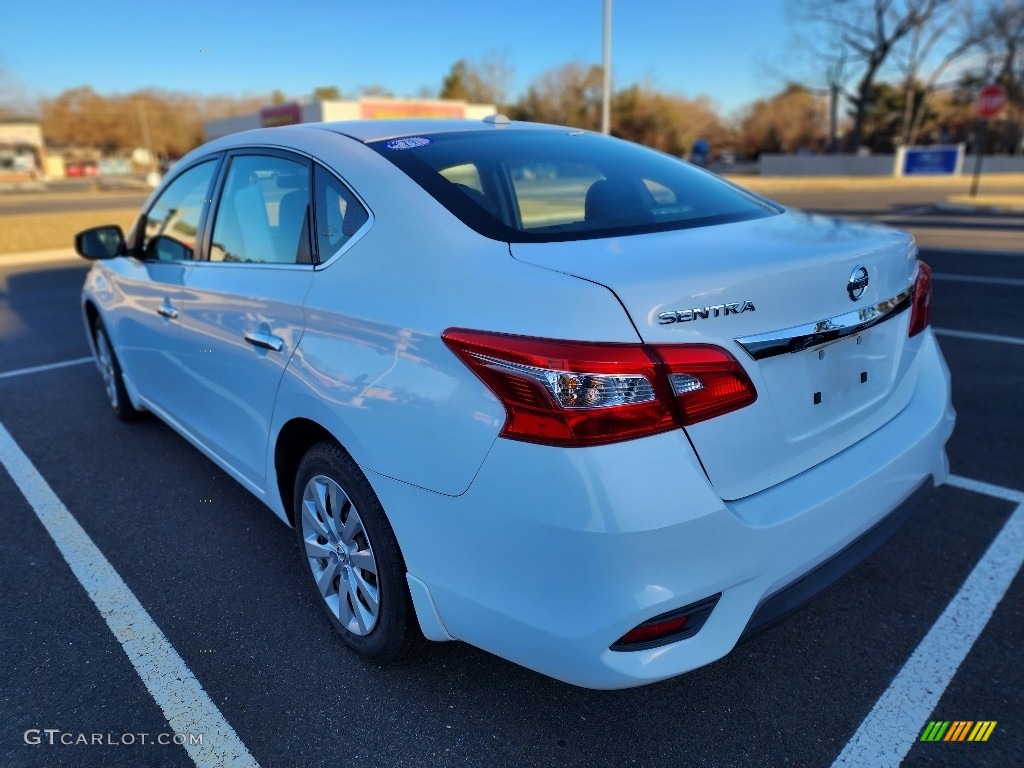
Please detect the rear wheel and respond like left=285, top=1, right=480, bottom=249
left=92, top=318, right=142, bottom=421
left=293, top=440, right=420, bottom=662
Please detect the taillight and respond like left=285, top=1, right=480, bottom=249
left=658, top=345, right=758, bottom=425
left=908, top=260, right=932, bottom=337
left=442, top=329, right=756, bottom=447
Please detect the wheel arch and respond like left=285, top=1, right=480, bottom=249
left=82, top=299, right=101, bottom=346
left=273, top=417, right=337, bottom=526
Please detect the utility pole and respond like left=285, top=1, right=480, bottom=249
left=137, top=99, right=153, bottom=169
left=601, top=0, right=612, bottom=135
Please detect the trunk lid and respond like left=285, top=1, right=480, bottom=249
left=510, top=209, right=922, bottom=500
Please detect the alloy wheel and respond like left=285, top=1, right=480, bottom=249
left=300, top=475, right=380, bottom=635
left=95, top=329, right=119, bottom=409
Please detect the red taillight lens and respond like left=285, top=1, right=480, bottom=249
left=442, top=329, right=757, bottom=447
left=908, top=260, right=933, bottom=337
left=656, top=345, right=758, bottom=426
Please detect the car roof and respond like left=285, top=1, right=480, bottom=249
left=183, top=119, right=574, bottom=163
left=312, top=118, right=564, bottom=143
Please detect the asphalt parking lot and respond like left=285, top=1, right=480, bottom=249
left=1, top=195, right=1022, bottom=767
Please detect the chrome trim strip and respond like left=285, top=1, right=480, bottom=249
left=735, top=286, right=913, bottom=360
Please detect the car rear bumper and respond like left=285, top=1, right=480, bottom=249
left=371, top=330, right=955, bottom=689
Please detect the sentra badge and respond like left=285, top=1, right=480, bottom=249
left=658, top=301, right=755, bottom=325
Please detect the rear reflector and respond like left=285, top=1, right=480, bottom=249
left=611, top=594, right=721, bottom=651
left=908, top=260, right=933, bottom=337
left=617, top=616, right=689, bottom=645
left=442, top=329, right=757, bottom=447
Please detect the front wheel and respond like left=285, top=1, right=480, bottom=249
left=293, top=440, right=420, bottom=662
left=92, top=318, right=142, bottom=421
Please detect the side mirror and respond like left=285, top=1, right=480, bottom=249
left=75, top=225, right=126, bottom=260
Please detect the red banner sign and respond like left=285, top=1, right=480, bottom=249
left=260, top=103, right=302, bottom=128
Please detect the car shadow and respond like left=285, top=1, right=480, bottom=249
left=0, top=261, right=93, bottom=373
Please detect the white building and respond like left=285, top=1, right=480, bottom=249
left=0, top=118, right=46, bottom=179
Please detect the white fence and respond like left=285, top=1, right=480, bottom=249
left=760, top=153, right=1024, bottom=176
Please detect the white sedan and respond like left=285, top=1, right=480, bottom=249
left=75, top=118, right=954, bottom=689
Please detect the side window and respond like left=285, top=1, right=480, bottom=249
left=142, top=160, right=217, bottom=261
left=210, top=155, right=312, bottom=264
left=314, top=165, right=369, bottom=261
left=439, top=162, right=483, bottom=192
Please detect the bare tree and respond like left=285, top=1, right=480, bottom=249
left=512, top=62, right=604, bottom=130
left=359, top=84, right=395, bottom=99
left=0, top=63, right=35, bottom=117
left=613, top=86, right=731, bottom=156
left=41, top=88, right=272, bottom=157
left=440, top=51, right=515, bottom=108
left=791, top=0, right=952, bottom=149
left=740, top=84, right=829, bottom=155
left=971, top=0, right=1024, bottom=152
left=896, top=1, right=977, bottom=145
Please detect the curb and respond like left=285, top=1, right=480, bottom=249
left=938, top=197, right=1024, bottom=215
left=0, top=248, right=80, bottom=266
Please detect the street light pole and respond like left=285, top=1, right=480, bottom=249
left=137, top=99, right=153, bottom=169
left=602, top=0, right=612, bottom=135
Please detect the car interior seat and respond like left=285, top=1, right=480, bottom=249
left=584, top=179, right=655, bottom=226
left=276, top=188, right=312, bottom=263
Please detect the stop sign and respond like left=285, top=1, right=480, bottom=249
left=974, top=84, right=1006, bottom=119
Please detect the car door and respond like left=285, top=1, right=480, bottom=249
left=110, top=157, right=219, bottom=417
left=176, top=150, right=315, bottom=490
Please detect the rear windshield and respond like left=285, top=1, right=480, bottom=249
left=368, top=129, right=778, bottom=242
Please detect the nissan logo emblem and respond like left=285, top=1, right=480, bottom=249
left=847, top=265, right=869, bottom=301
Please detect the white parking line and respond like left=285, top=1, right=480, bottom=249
left=932, top=273, right=1024, bottom=288
left=0, top=423, right=260, bottom=768
left=933, top=328, right=1024, bottom=347
left=948, top=473, right=1024, bottom=504
left=0, top=357, right=93, bottom=380
left=832, top=477, right=1024, bottom=767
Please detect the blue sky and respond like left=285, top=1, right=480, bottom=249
left=2, top=0, right=843, bottom=116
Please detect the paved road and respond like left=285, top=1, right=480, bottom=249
left=0, top=205, right=1021, bottom=768
left=0, top=192, right=150, bottom=216
left=0, top=175, right=1021, bottom=217
left=763, top=180, right=1024, bottom=216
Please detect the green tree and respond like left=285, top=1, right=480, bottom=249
left=851, top=81, right=907, bottom=151
left=311, top=86, right=342, bottom=101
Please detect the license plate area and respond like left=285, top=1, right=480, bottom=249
left=758, top=324, right=900, bottom=442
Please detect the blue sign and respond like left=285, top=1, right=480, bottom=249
left=899, top=145, right=964, bottom=176
left=690, top=139, right=709, bottom=167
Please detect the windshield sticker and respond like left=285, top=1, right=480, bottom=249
left=385, top=137, right=431, bottom=150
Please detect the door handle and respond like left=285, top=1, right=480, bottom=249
left=157, top=303, right=179, bottom=320
left=244, top=331, right=284, bottom=352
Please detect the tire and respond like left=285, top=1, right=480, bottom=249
left=92, top=318, right=142, bottom=421
left=293, top=440, right=420, bottom=662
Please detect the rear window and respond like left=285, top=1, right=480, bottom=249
left=369, top=129, right=778, bottom=242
